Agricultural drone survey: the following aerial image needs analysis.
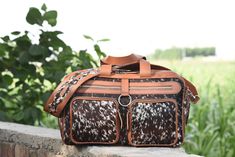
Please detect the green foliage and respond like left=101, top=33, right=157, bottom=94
left=151, top=47, right=216, bottom=60
left=153, top=47, right=183, bottom=60
left=0, top=4, right=107, bottom=127
left=185, top=47, right=215, bottom=57
left=148, top=59, right=235, bottom=157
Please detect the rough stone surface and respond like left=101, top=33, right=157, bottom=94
left=0, top=121, right=202, bottom=157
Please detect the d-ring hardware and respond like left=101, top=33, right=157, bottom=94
left=118, top=94, right=132, bottom=107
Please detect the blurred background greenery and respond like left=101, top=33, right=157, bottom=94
left=0, top=4, right=107, bottom=128
left=0, top=4, right=234, bottom=157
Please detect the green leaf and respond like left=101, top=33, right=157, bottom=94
left=41, top=91, right=51, bottom=102
left=41, top=3, right=47, bottom=11
left=1, top=36, right=10, bottom=42
left=14, top=111, right=24, bottom=121
left=83, top=35, right=94, bottom=41
left=11, top=31, right=21, bottom=35
left=29, top=44, right=46, bottom=56
left=98, top=38, right=110, bottom=42
left=14, top=34, right=31, bottom=51
left=26, top=7, right=43, bottom=26
left=22, top=64, right=36, bottom=76
left=39, top=31, right=66, bottom=51
left=94, top=44, right=106, bottom=59
left=19, top=51, right=30, bottom=64
left=0, top=44, right=7, bottom=57
left=43, top=10, right=57, bottom=26
left=2, top=74, right=13, bottom=85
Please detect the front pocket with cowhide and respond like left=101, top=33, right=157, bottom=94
left=69, top=97, right=121, bottom=144
left=128, top=99, right=178, bottom=146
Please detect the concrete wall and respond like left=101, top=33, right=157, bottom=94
left=0, top=121, right=202, bottom=157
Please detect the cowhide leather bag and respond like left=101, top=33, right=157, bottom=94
left=44, top=54, right=199, bottom=147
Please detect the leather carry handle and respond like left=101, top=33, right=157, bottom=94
left=101, top=53, right=146, bottom=66
left=100, top=59, right=152, bottom=77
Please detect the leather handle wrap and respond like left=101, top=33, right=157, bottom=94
left=101, top=53, right=146, bottom=66
left=100, top=59, right=151, bottom=77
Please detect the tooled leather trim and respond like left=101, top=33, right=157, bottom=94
left=127, top=98, right=179, bottom=147
left=69, top=96, right=120, bottom=144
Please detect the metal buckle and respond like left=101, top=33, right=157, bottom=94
left=118, top=94, right=132, bottom=107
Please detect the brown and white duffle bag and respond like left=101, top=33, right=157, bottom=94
left=44, top=54, right=199, bottom=147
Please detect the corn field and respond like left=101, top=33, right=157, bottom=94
left=150, top=59, right=235, bottom=157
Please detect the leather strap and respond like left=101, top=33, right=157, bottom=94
left=44, top=69, right=99, bottom=117
left=139, top=59, right=151, bottom=77
left=101, top=53, right=146, bottom=66
left=99, top=64, right=112, bottom=76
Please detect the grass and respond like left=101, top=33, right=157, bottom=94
left=149, top=58, right=235, bottom=157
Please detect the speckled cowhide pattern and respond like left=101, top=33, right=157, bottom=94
left=129, top=100, right=177, bottom=146
left=58, top=77, right=191, bottom=147
left=70, top=98, right=119, bottom=144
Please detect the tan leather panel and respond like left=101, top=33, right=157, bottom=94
left=77, top=81, right=181, bottom=95
left=98, top=70, right=180, bottom=79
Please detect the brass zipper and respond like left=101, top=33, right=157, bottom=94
left=80, top=85, right=173, bottom=90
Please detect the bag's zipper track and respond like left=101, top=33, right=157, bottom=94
left=80, top=85, right=173, bottom=90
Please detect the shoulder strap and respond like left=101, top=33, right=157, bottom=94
left=44, top=69, right=99, bottom=117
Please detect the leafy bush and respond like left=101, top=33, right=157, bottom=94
left=0, top=4, right=107, bottom=127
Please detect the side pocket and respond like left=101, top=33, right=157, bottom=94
left=128, top=99, right=178, bottom=146
left=69, top=97, right=120, bottom=144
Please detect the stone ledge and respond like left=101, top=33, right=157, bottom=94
left=0, top=121, right=202, bottom=157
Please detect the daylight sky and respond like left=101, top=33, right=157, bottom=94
left=0, top=0, right=235, bottom=59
